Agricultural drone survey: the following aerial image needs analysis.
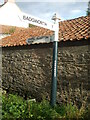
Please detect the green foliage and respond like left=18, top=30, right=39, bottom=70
left=87, top=1, right=90, bottom=15
left=2, top=94, right=89, bottom=120
left=2, top=94, right=27, bottom=119
left=29, top=24, right=36, bottom=27
left=5, top=27, right=16, bottom=34
left=64, top=103, right=79, bottom=119
left=55, top=103, right=87, bottom=120
left=28, top=100, right=61, bottom=120
left=9, top=27, right=16, bottom=34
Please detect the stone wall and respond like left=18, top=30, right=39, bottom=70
left=2, top=40, right=90, bottom=107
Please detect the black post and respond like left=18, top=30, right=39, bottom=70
left=50, top=41, right=58, bottom=107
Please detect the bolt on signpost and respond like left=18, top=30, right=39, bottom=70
left=19, top=12, right=60, bottom=107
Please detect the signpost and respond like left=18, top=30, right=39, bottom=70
left=19, top=12, right=60, bottom=107
left=50, top=13, right=60, bottom=107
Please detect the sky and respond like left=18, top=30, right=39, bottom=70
left=0, top=0, right=89, bottom=22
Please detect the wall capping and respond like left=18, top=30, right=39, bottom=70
left=2, top=39, right=90, bottom=50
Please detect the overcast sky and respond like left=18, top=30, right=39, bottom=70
left=0, top=0, right=89, bottom=21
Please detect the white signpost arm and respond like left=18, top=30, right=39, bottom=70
left=19, top=12, right=56, bottom=31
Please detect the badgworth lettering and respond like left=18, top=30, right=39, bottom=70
left=23, top=15, right=47, bottom=26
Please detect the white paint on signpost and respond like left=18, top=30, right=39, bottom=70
left=54, top=60, right=57, bottom=77
left=52, top=13, right=60, bottom=41
left=19, top=12, right=56, bottom=31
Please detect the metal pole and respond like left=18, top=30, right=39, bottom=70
left=50, top=41, right=58, bottom=107
left=50, top=13, right=59, bottom=107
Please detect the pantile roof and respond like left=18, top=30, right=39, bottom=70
left=0, top=25, right=25, bottom=34
left=0, top=16, right=90, bottom=47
